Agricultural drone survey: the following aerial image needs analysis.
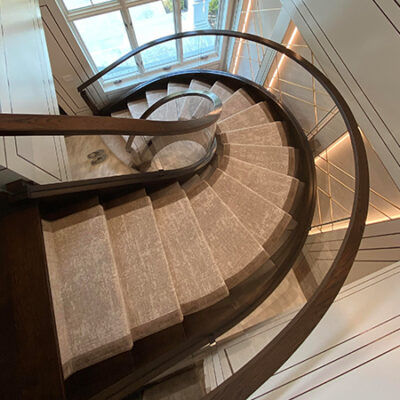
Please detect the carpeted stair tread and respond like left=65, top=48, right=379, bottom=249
left=146, top=89, right=167, bottom=107
left=186, top=180, right=271, bottom=288
left=193, top=81, right=235, bottom=118
left=151, top=183, right=228, bottom=315
left=206, top=169, right=293, bottom=253
left=42, top=205, right=132, bottom=378
left=179, top=79, right=211, bottom=120
left=219, top=156, right=300, bottom=212
left=146, top=89, right=169, bottom=121
left=105, top=190, right=183, bottom=341
left=217, top=102, right=274, bottom=132
left=224, top=143, right=297, bottom=176
left=168, top=82, right=190, bottom=118
left=128, top=98, right=148, bottom=118
left=218, top=88, right=255, bottom=121
left=219, top=121, right=288, bottom=147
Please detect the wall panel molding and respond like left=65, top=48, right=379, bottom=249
left=281, top=0, right=400, bottom=188
left=0, top=0, right=71, bottom=186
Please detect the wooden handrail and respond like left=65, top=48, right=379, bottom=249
left=63, top=70, right=317, bottom=400
left=78, top=29, right=368, bottom=400
left=199, top=49, right=369, bottom=400
left=0, top=112, right=219, bottom=137
left=1, top=30, right=369, bottom=400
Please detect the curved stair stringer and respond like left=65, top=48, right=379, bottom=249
left=64, top=72, right=316, bottom=400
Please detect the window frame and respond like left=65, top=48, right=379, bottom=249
left=57, top=0, right=234, bottom=92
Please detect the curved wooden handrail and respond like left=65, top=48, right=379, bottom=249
left=125, top=89, right=221, bottom=151
left=65, top=69, right=317, bottom=400
left=2, top=30, right=369, bottom=400
left=202, top=143, right=368, bottom=399
left=0, top=108, right=219, bottom=137
left=76, top=30, right=369, bottom=399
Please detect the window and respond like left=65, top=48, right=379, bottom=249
left=58, top=0, right=230, bottom=88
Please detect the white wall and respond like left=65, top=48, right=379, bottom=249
left=281, top=0, right=400, bottom=189
left=0, top=0, right=70, bottom=185
left=204, top=261, right=400, bottom=398
left=39, top=0, right=107, bottom=115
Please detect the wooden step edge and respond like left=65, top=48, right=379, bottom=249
left=259, top=101, right=275, bottom=122
left=283, top=180, right=304, bottom=214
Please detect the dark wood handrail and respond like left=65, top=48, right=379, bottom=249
left=1, top=30, right=369, bottom=400
left=198, top=47, right=369, bottom=400
left=57, top=69, right=316, bottom=400
left=0, top=111, right=219, bottom=137
left=80, top=29, right=369, bottom=400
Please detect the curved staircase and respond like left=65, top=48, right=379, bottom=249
left=0, top=30, right=369, bottom=400
left=43, top=77, right=304, bottom=381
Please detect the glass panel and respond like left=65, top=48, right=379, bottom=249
left=129, top=1, right=177, bottom=70
left=74, top=11, right=138, bottom=80
left=181, top=0, right=221, bottom=59
left=63, top=0, right=112, bottom=11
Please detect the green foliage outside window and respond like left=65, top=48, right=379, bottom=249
left=162, top=0, right=188, bottom=13
left=208, top=0, right=219, bottom=27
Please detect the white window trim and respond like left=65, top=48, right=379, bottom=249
left=56, top=0, right=236, bottom=92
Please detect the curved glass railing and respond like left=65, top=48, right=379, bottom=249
left=75, top=30, right=369, bottom=399
left=0, top=30, right=369, bottom=398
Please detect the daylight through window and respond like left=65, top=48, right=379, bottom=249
left=59, top=0, right=228, bottom=84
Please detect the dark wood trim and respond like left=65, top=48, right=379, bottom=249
left=80, top=90, right=100, bottom=115
left=0, top=199, right=65, bottom=400
left=1, top=30, right=368, bottom=400
left=62, top=73, right=317, bottom=400
left=0, top=111, right=219, bottom=137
